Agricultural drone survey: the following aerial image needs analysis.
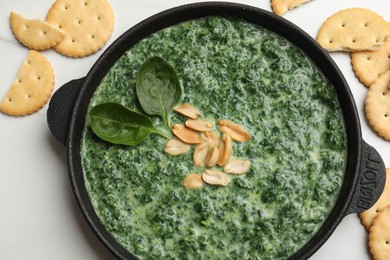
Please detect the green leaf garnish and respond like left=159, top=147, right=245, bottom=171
left=89, top=102, right=170, bottom=146
left=136, top=56, right=182, bottom=130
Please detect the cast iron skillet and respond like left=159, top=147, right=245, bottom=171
left=47, top=2, right=386, bottom=259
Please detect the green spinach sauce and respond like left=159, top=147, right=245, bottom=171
left=81, top=16, right=347, bottom=259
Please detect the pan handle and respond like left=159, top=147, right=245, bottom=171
left=47, top=77, right=85, bottom=146
left=346, top=141, right=386, bottom=215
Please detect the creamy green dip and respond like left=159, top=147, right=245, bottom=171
left=81, top=16, right=347, bottom=259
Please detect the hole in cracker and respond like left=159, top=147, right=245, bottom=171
left=364, top=22, right=369, bottom=27
left=78, top=20, right=82, bottom=24
left=386, top=241, right=389, bottom=245
left=385, top=114, right=388, bottom=118
left=84, top=2, right=88, bottom=6
left=8, top=98, right=12, bottom=102
left=28, top=94, right=32, bottom=98
left=59, top=25, right=62, bottom=29
left=65, top=5, right=69, bottom=10
left=341, top=23, right=346, bottom=27
left=367, top=56, right=372, bottom=61
left=97, top=16, right=101, bottom=20
left=329, top=39, right=333, bottom=44
left=71, top=39, right=75, bottom=43
left=91, top=35, right=95, bottom=39
left=352, top=39, right=356, bottom=43
left=18, top=79, right=22, bottom=83
left=376, top=209, right=380, bottom=213
left=37, top=76, right=41, bottom=80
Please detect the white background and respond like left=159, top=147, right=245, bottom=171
left=1, top=0, right=389, bottom=259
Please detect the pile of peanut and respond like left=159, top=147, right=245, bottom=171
left=164, top=103, right=251, bottom=190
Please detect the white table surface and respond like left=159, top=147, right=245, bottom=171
left=1, top=0, right=389, bottom=259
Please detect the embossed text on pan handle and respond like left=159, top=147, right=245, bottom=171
left=347, top=141, right=386, bottom=214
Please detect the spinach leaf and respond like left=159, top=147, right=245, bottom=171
left=89, top=102, right=169, bottom=146
left=136, top=57, right=182, bottom=129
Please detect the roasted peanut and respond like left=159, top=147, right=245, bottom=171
left=174, top=103, right=201, bottom=119
left=185, top=119, right=214, bottom=132
left=218, top=119, right=250, bottom=142
left=193, top=142, right=209, bottom=167
left=202, top=170, right=229, bottom=186
left=164, top=138, right=191, bottom=156
left=224, top=159, right=251, bottom=174
left=172, top=124, right=201, bottom=144
left=183, top=173, right=203, bottom=190
left=217, top=133, right=232, bottom=166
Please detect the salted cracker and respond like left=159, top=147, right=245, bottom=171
left=10, top=12, right=65, bottom=51
left=45, top=0, right=114, bottom=57
left=365, top=71, right=390, bottom=140
left=271, top=0, right=312, bottom=16
left=369, top=204, right=390, bottom=260
left=0, top=50, right=54, bottom=116
left=360, top=168, right=390, bottom=231
left=316, top=8, right=390, bottom=52
left=352, top=34, right=390, bottom=88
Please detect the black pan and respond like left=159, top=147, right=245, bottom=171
left=47, top=2, right=386, bottom=259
